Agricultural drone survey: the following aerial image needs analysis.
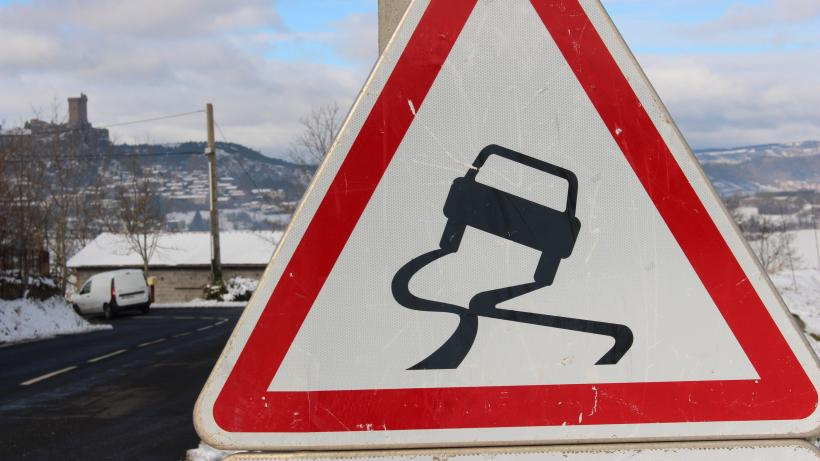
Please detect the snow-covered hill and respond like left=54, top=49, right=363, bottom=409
left=694, top=141, right=820, bottom=196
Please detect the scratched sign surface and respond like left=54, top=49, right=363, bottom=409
left=195, top=0, right=820, bottom=451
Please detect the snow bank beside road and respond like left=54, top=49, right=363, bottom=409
left=186, top=442, right=237, bottom=461
left=0, top=296, right=111, bottom=344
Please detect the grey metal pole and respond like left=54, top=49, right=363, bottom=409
left=205, top=103, right=223, bottom=285
left=378, top=0, right=411, bottom=53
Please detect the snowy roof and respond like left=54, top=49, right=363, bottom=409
left=67, top=231, right=281, bottom=268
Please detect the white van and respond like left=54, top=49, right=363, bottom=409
left=71, top=269, right=151, bottom=319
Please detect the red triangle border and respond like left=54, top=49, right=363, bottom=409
left=213, top=0, right=817, bottom=432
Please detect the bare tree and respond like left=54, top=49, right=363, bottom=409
left=732, top=209, right=800, bottom=275
left=0, top=131, right=49, bottom=292
left=0, top=136, right=12, bottom=250
left=106, top=158, right=165, bottom=277
left=37, top=106, right=109, bottom=291
left=2, top=102, right=110, bottom=292
left=288, top=102, right=343, bottom=166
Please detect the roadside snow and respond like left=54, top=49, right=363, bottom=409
left=223, top=276, right=258, bottom=302
left=0, top=296, right=111, bottom=344
left=186, top=441, right=238, bottom=461
left=0, top=271, right=56, bottom=288
left=152, top=299, right=247, bottom=309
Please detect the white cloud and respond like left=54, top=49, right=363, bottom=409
left=600, top=1, right=820, bottom=147
left=0, top=0, right=281, bottom=37
left=0, top=0, right=373, bottom=156
left=716, top=0, right=820, bottom=28
left=0, top=0, right=816, bottom=153
left=642, top=51, right=820, bottom=147
left=329, top=12, right=379, bottom=64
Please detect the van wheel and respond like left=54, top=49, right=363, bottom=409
left=140, top=303, right=150, bottom=315
left=72, top=304, right=81, bottom=315
left=103, top=303, right=117, bottom=320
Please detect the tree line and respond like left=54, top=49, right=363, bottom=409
left=0, top=127, right=164, bottom=294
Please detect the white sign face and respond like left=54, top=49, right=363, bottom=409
left=195, top=0, right=820, bottom=451
left=224, top=441, right=820, bottom=461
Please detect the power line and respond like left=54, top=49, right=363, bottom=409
left=101, top=110, right=205, bottom=129
left=214, top=120, right=262, bottom=191
left=5, top=109, right=269, bottom=194
left=3, top=109, right=205, bottom=137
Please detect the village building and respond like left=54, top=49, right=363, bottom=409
left=67, top=231, right=280, bottom=303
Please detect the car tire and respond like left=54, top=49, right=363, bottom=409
left=103, top=303, right=117, bottom=320
left=72, top=304, right=82, bottom=315
left=140, top=303, right=150, bottom=315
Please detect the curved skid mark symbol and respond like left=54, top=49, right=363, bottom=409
left=391, top=146, right=633, bottom=369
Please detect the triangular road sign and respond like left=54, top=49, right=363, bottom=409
left=196, top=0, right=820, bottom=450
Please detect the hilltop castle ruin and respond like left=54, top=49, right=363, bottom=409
left=0, top=93, right=110, bottom=153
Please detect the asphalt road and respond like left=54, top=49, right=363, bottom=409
left=0, top=307, right=241, bottom=461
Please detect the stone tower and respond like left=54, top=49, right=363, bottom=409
left=67, top=93, right=89, bottom=128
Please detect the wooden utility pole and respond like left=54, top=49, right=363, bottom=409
left=205, top=103, right=223, bottom=286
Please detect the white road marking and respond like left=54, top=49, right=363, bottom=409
left=17, top=315, right=232, bottom=387
left=20, top=366, right=78, bottom=386
left=137, top=338, right=166, bottom=348
left=87, top=349, right=127, bottom=363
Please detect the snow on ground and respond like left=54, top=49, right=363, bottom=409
left=185, top=441, right=238, bottom=461
left=223, top=276, right=258, bottom=302
left=772, top=270, right=820, bottom=356
left=0, top=272, right=57, bottom=289
left=791, top=228, right=820, bottom=271
left=769, top=229, right=820, bottom=356
left=0, top=296, right=111, bottom=344
left=152, top=299, right=247, bottom=309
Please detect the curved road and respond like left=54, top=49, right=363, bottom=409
left=0, top=307, right=240, bottom=461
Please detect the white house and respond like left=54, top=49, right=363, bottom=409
left=67, top=231, right=281, bottom=302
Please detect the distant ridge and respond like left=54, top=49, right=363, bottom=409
left=693, top=141, right=820, bottom=196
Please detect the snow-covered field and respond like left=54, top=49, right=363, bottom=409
left=791, top=228, right=820, bottom=271
left=769, top=231, right=820, bottom=358
left=766, top=229, right=820, bottom=355
left=0, top=296, right=111, bottom=344
left=772, top=270, right=820, bottom=353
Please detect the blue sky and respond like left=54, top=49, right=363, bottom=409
left=266, top=0, right=375, bottom=65
left=0, top=0, right=818, bottom=153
